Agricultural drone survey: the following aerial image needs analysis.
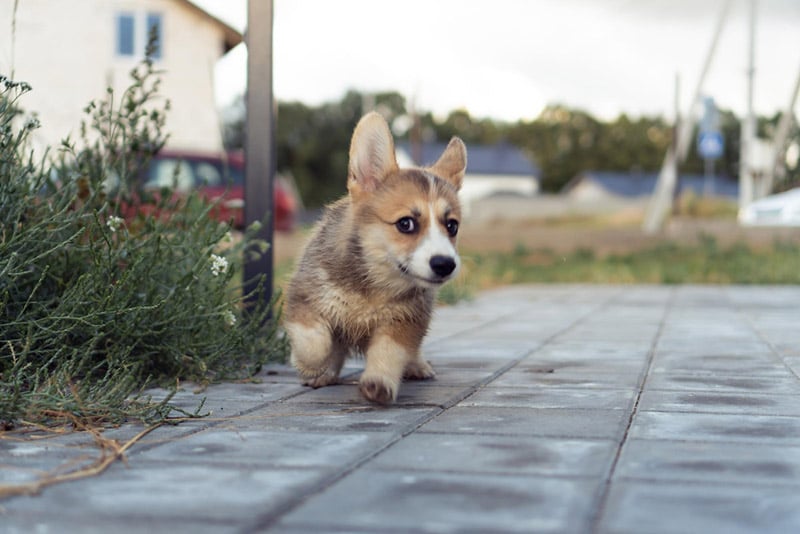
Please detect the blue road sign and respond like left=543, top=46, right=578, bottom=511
left=698, top=130, right=724, bottom=160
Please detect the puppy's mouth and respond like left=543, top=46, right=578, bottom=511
left=397, top=263, right=449, bottom=286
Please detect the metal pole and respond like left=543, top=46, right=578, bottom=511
left=244, top=0, right=275, bottom=308
left=740, top=0, right=757, bottom=208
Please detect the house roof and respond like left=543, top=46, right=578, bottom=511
left=563, top=171, right=739, bottom=198
left=183, top=0, right=243, bottom=52
left=398, top=141, right=539, bottom=177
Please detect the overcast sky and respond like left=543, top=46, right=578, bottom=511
left=193, top=0, right=800, bottom=122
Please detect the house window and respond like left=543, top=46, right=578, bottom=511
left=117, top=13, right=135, bottom=56
left=115, top=12, right=163, bottom=59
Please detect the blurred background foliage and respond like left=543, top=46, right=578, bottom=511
left=223, top=90, right=798, bottom=208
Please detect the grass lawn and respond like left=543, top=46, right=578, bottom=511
left=274, top=218, right=800, bottom=306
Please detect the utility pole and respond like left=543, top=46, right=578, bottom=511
left=244, top=0, right=275, bottom=309
left=643, top=0, right=732, bottom=233
left=740, top=0, right=757, bottom=209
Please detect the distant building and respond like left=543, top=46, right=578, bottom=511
left=396, top=141, right=540, bottom=213
left=0, top=0, right=241, bottom=154
left=562, top=171, right=739, bottom=201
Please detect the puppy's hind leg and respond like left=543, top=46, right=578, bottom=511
left=286, top=321, right=343, bottom=388
left=305, top=339, right=347, bottom=388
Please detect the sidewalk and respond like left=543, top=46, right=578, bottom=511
left=2, top=285, right=800, bottom=533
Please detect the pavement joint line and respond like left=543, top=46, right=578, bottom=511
left=452, top=286, right=630, bottom=406
left=727, top=286, right=800, bottom=383
left=241, top=406, right=447, bottom=532
left=424, top=305, right=534, bottom=349
left=423, top=288, right=612, bottom=349
left=243, top=379, right=506, bottom=531
left=589, top=286, right=677, bottom=533
left=243, top=289, right=625, bottom=532
left=242, top=361, right=516, bottom=531
left=124, top=381, right=316, bottom=457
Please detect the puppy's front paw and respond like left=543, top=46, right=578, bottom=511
left=404, top=359, right=436, bottom=380
left=359, top=375, right=397, bottom=405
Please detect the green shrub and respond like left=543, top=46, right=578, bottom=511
left=0, top=58, right=286, bottom=429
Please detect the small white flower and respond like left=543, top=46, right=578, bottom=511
left=223, top=310, right=237, bottom=326
left=210, top=254, right=229, bottom=277
left=106, top=215, right=124, bottom=233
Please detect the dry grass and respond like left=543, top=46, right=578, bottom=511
left=0, top=416, right=163, bottom=499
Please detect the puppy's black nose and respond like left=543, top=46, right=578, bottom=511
left=430, top=255, right=456, bottom=278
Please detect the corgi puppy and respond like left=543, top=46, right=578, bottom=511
left=284, top=112, right=467, bottom=405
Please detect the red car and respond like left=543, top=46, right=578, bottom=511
left=138, top=150, right=296, bottom=231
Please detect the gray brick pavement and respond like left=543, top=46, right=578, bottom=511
left=2, top=285, right=799, bottom=533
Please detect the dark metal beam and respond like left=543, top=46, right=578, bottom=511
left=244, top=0, right=275, bottom=307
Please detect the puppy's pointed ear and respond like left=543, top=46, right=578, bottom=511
left=347, top=112, right=398, bottom=199
left=429, top=137, right=467, bottom=191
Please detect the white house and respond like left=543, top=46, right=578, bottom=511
left=0, top=0, right=240, bottom=154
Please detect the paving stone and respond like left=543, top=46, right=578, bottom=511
left=0, top=423, right=204, bottom=484
left=428, top=363, right=511, bottom=385
left=423, top=338, right=534, bottom=361
left=462, top=386, right=636, bottom=411
left=0, top=438, right=100, bottom=484
left=599, top=481, right=800, bottom=534
left=638, top=390, right=800, bottom=416
left=645, top=373, right=800, bottom=394
left=277, top=470, right=603, bottom=533
left=3, top=462, right=322, bottom=523
left=133, top=429, right=394, bottom=470
left=489, top=367, right=642, bottom=389
left=518, top=353, right=649, bottom=372
left=616, top=439, right=800, bottom=486
left=563, top=325, right=660, bottom=344
left=231, top=404, right=438, bottom=434
left=143, top=382, right=305, bottom=417
left=655, top=340, right=768, bottom=357
left=420, top=406, right=629, bottom=439
left=535, top=339, right=653, bottom=354
left=650, top=353, right=792, bottom=377
left=1, top=513, right=237, bottom=534
left=370, top=433, right=617, bottom=478
left=784, top=356, right=800, bottom=374
left=629, top=411, right=800, bottom=444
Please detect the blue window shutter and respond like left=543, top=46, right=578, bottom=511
left=146, top=13, right=163, bottom=59
left=117, top=14, right=135, bottom=56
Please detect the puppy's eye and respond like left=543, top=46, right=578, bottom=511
left=445, top=218, right=459, bottom=237
left=395, top=217, right=417, bottom=234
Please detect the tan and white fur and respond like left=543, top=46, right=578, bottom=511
left=284, top=112, right=466, bottom=405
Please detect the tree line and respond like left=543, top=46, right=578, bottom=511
left=223, top=90, right=798, bottom=208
